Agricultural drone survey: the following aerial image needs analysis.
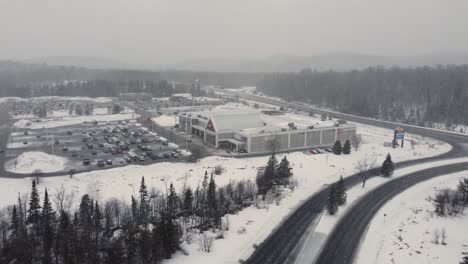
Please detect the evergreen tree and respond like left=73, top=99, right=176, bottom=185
left=139, top=227, right=152, bottom=263
left=10, top=205, right=19, bottom=238
left=41, top=189, right=56, bottom=264
left=167, top=183, right=179, bottom=219
left=57, top=211, right=76, bottom=264
left=277, top=156, right=293, bottom=186
left=183, top=188, right=193, bottom=215
left=343, top=139, right=351, bottom=154
left=332, top=140, right=342, bottom=155
left=207, top=174, right=219, bottom=226
left=151, top=223, right=164, bottom=262
left=381, top=153, right=395, bottom=177
left=335, top=176, right=347, bottom=206
left=27, top=180, right=41, bottom=227
left=139, top=176, right=149, bottom=224
left=327, top=184, right=338, bottom=215
left=264, top=153, right=278, bottom=185
left=131, top=196, right=139, bottom=222
left=460, top=255, right=468, bottom=264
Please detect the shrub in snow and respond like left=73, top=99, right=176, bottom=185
left=199, top=232, right=214, bottom=253
left=214, top=165, right=224, bottom=175
left=237, top=226, right=247, bottom=235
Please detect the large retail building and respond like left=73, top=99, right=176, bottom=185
left=178, top=108, right=357, bottom=154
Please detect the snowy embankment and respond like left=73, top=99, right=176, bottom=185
left=293, top=156, right=468, bottom=263
left=4, top=151, right=68, bottom=174
left=0, top=122, right=452, bottom=263
left=13, top=112, right=138, bottom=129
left=151, top=115, right=178, bottom=127
left=356, top=171, right=468, bottom=264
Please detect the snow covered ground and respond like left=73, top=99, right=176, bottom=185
left=13, top=112, right=138, bottom=129
left=0, top=121, right=451, bottom=263
left=4, top=151, right=68, bottom=174
left=356, top=171, right=468, bottom=264
left=151, top=115, right=178, bottom=127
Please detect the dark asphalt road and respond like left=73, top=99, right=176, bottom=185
left=232, top=90, right=468, bottom=264
left=315, top=162, right=468, bottom=264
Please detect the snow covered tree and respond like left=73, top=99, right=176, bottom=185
left=41, top=189, right=56, bottom=264
left=257, top=153, right=279, bottom=198
left=333, top=140, right=342, bottom=155
left=327, top=184, right=338, bottom=215
left=381, top=153, right=395, bottom=177
left=460, top=254, right=468, bottom=264
left=27, top=180, right=41, bottom=227
left=335, top=176, right=347, bottom=206
left=264, top=153, right=278, bottom=184
left=167, top=183, right=179, bottom=219
left=342, top=139, right=351, bottom=154
left=277, top=156, right=293, bottom=186
left=139, top=177, right=149, bottom=225
left=207, top=174, right=217, bottom=220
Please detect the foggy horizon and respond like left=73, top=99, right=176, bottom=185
left=2, top=0, right=468, bottom=68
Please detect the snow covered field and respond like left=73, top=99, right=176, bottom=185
left=13, top=112, right=138, bottom=129
left=356, top=171, right=468, bottom=264
left=151, top=115, right=178, bottom=127
left=0, top=121, right=451, bottom=263
left=4, top=152, right=68, bottom=174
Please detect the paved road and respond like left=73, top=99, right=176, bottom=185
left=226, top=90, right=468, bottom=264
left=315, top=161, right=468, bottom=264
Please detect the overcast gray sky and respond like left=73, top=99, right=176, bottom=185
left=1, top=0, right=467, bottom=66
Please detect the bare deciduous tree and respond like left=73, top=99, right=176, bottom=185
left=354, top=156, right=377, bottom=187
left=267, top=135, right=282, bottom=154
left=52, top=185, right=76, bottom=213
left=199, top=232, right=214, bottom=253
left=351, top=134, right=362, bottom=151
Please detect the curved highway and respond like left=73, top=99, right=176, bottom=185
left=315, top=162, right=468, bottom=264
left=224, top=89, right=468, bottom=264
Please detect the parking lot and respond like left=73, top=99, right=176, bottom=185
left=6, top=118, right=185, bottom=173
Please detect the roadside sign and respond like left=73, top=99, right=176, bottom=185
left=393, top=126, right=405, bottom=148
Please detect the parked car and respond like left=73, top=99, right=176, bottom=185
left=137, top=155, right=145, bottom=162
left=82, top=159, right=90, bottom=165
left=324, top=148, right=333, bottom=153
left=163, top=153, right=171, bottom=159
left=23, top=140, right=28, bottom=144
left=91, top=150, right=97, bottom=155
left=313, top=148, right=323, bottom=154
left=54, top=139, right=60, bottom=145
left=67, top=131, right=72, bottom=136
left=62, top=147, right=68, bottom=152
left=310, top=149, right=318, bottom=154
left=71, top=151, right=78, bottom=157
left=123, top=155, right=132, bottom=163
left=97, top=160, right=105, bottom=167
left=106, top=160, right=113, bottom=165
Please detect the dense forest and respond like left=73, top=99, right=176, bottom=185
left=257, top=65, right=468, bottom=128
left=0, top=61, right=262, bottom=98
left=0, top=175, right=257, bottom=264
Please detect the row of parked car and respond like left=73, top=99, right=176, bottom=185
left=305, top=147, right=333, bottom=155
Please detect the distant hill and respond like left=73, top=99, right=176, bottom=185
left=165, top=52, right=468, bottom=72
left=23, top=56, right=130, bottom=70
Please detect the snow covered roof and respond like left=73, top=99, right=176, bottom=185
left=210, top=112, right=264, bottom=132
left=172, top=93, right=192, bottom=98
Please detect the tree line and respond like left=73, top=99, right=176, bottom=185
left=257, top=65, right=468, bottom=129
